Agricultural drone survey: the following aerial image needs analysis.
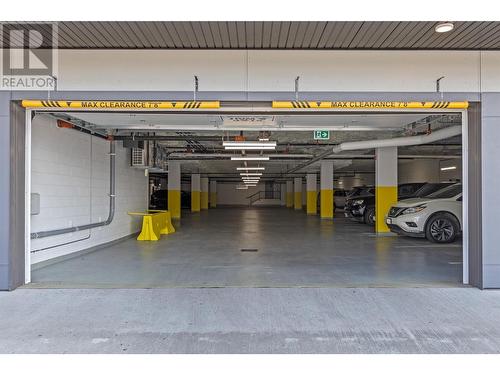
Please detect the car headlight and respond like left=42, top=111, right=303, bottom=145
left=353, top=199, right=365, bottom=205
left=401, top=205, right=426, bottom=215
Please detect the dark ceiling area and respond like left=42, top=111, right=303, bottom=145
left=2, top=21, right=500, bottom=50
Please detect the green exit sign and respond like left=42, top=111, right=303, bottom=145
left=314, top=130, right=330, bottom=140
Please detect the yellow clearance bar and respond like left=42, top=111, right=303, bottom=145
left=272, top=101, right=469, bottom=109
left=21, top=100, right=220, bottom=109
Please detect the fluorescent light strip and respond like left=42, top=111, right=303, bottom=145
left=231, top=157, right=270, bottom=161
left=236, top=186, right=248, bottom=190
left=236, top=167, right=265, bottom=171
left=240, top=173, right=262, bottom=176
left=225, top=147, right=275, bottom=150
left=223, top=141, right=276, bottom=147
left=440, top=166, right=457, bottom=171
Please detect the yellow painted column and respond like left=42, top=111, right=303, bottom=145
left=286, top=180, right=293, bottom=208
left=306, top=173, right=317, bottom=215
left=167, top=161, right=181, bottom=219
left=320, top=160, right=334, bottom=219
left=294, top=177, right=302, bottom=210
left=201, top=177, right=209, bottom=210
left=210, top=180, right=217, bottom=208
left=191, top=174, right=201, bottom=212
left=375, top=147, right=398, bottom=233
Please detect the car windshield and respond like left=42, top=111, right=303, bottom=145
left=425, top=183, right=462, bottom=199
left=414, top=183, right=453, bottom=197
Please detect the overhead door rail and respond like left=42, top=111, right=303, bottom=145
left=21, top=100, right=220, bottom=110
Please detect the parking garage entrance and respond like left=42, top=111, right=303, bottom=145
left=23, top=100, right=467, bottom=288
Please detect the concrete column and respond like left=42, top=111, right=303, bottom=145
left=201, top=177, right=209, bottom=210
left=191, top=174, right=201, bottom=212
left=280, top=183, right=286, bottom=206
left=375, top=147, right=398, bottom=233
left=320, top=160, right=334, bottom=219
left=210, top=180, right=217, bottom=208
left=167, top=161, right=181, bottom=219
left=306, top=173, right=317, bottom=215
left=294, top=177, right=302, bottom=210
left=286, top=180, right=293, bottom=208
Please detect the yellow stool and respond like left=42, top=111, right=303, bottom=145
left=128, top=210, right=175, bottom=241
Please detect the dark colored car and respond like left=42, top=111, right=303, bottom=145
left=344, top=182, right=427, bottom=225
left=150, top=190, right=191, bottom=210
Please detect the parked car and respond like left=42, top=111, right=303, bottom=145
left=149, top=190, right=191, bottom=210
left=385, top=183, right=462, bottom=243
left=334, top=189, right=348, bottom=210
left=344, top=183, right=426, bottom=225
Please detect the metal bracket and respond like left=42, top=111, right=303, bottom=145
left=295, top=76, right=300, bottom=100
left=194, top=75, right=199, bottom=101
left=436, top=76, right=445, bottom=93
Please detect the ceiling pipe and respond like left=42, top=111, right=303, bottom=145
left=284, top=125, right=462, bottom=175
left=331, top=125, right=462, bottom=153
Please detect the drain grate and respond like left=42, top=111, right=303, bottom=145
left=240, top=248, right=259, bottom=252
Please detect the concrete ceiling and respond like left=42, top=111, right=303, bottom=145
left=5, top=21, right=500, bottom=50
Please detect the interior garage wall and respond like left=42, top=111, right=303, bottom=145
left=398, top=160, right=440, bottom=183
left=30, top=115, right=148, bottom=264
left=216, top=183, right=260, bottom=206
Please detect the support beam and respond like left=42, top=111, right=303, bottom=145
left=294, top=177, right=302, bottom=210
left=306, top=173, right=317, bottom=215
left=320, top=160, right=334, bottom=219
left=167, top=161, right=181, bottom=219
left=191, top=174, right=201, bottom=212
left=210, top=180, right=217, bottom=208
left=201, top=177, right=209, bottom=210
left=375, top=147, right=398, bottom=233
left=286, top=180, right=293, bottom=208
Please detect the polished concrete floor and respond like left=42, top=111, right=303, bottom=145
left=1, top=288, right=499, bottom=353
left=31, top=207, right=463, bottom=288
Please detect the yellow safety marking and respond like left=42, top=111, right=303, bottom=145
left=294, top=192, right=302, bottom=210
left=168, top=190, right=181, bottom=219
left=210, top=192, right=217, bottom=208
left=201, top=191, right=209, bottom=210
left=128, top=210, right=175, bottom=241
left=306, top=191, right=317, bottom=215
left=286, top=192, right=294, bottom=208
left=21, top=100, right=220, bottom=109
left=320, top=189, right=333, bottom=219
left=272, top=101, right=469, bottom=109
left=375, top=186, right=398, bottom=233
left=191, top=191, right=201, bottom=212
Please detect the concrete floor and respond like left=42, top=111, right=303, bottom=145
left=31, top=207, right=463, bottom=288
left=1, top=288, right=500, bottom=353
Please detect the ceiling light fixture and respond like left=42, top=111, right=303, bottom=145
left=435, top=22, right=454, bottom=33
left=223, top=141, right=276, bottom=150
left=231, top=156, right=270, bottom=161
left=240, top=173, right=262, bottom=176
left=440, top=165, right=457, bottom=171
left=236, top=186, right=249, bottom=190
left=236, top=167, right=265, bottom=171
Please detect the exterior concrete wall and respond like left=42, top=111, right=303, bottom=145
left=30, top=115, right=148, bottom=264
left=53, top=50, right=500, bottom=93
left=480, top=93, right=500, bottom=288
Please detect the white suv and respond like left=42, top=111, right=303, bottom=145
left=385, top=183, right=462, bottom=243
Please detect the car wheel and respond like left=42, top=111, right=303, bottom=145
left=364, top=207, right=375, bottom=225
left=425, top=213, right=459, bottom=243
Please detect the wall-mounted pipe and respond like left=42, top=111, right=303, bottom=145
left=30, top=141, right=116, bottom=239
left=331, top=125, right=462, bottom=153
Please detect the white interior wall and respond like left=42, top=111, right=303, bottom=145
left=30, top=115, right=148, bottom=264
left=216, top=183, right=260, bottom=206
left=54, top=50, right=500, bottom=92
